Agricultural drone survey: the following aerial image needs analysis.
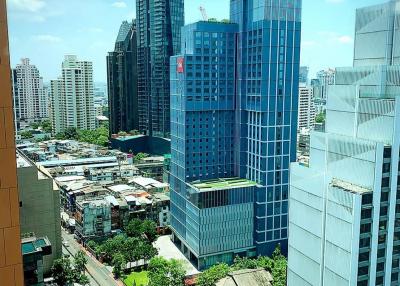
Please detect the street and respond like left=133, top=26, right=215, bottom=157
left=62, top=229, right=120, bottom=286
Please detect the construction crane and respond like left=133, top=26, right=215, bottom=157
left=199, top=6, right=208, bottom=21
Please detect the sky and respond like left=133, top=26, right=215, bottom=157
left=7, top=0, right=388, bottom=83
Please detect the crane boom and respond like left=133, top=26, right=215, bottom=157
left=199, top=6, right=208, bottom=21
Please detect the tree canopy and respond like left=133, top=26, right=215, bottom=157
left=148, top=257, right=185, bottom=286
left=196, top=245, right=287, bottom=286
left=51, top=253, right=90, bottom=286
left=92, top=224, right=158, bottom=268
left=315, top=112, right=326, bottom=124
left=55, top=126, right=109, bottom=147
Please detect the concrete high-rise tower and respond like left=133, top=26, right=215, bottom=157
left=50, top=55, right=95, bottom=134
left=288, top=1, right=400, bottom=286
left=0, top=0, right=24, bottom=284
left=298, top=85, right=315, bottom=130
left=12, top=58, right=48, bottom=130
left=136, top=0, right=184, bottom=138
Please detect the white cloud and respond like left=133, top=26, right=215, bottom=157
left=302, top=40, right=317, bottom=48
left=8, top=0, right=46, bottom=12
left=127, top=10, right=135, bottom=20
left=89, top=28, right=103, bottom=33
left=317, top=31, right=353, bottom=45
left=32, top=34, right=62, bottom=44
left=337, top=35, right=353, bottom=44
left=112, top=1, right=127, bottom=8
left=325, top=0, right=344, bottom=3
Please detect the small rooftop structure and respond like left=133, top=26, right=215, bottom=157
left=96, top=115, right=109, bottom=121
left=330, top=178, right=372, bottom=195
left=190, top=177, right=257, bottom=192
left=108, top=184, right=135, bottom=193
left=77, top=198, right=110, bottom=208
left=216, top=268, right=273, bottom=286
left=38, top=156, right=118, bottom=168
left=21, top=236, right=52, bottom=256
left=129, top=176, right=169, bottom=190
left=54, top=176, right=86, bottom=183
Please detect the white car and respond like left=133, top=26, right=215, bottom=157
left=63, top=241, right=69, bottom=247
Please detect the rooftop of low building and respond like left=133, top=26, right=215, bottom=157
left=190, top=177, right=257, bottom=192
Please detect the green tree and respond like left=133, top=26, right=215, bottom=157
left=134, top=152, right=149, bottom=163
left=76, top=274, right=90, bottom=285
left=208, top=17, right=218, bottom=22
left=125, top=219, right=143, bottom=238
left=141, top=242, right=158, bottom=262
left=256, top=255, right=274, bottom=272
left=30, top=122, right=40, bottom=129
left=74, top=250, right=88, bottom=276
left=231, top=256, right=259, bottom=270
left=20, top=131, right=33, bottom=139
left=122, top=237, right=141, bottom=263
left=86, top=240, right=97, bottom=250
left=148, top=257, right=185, bottom=286
left=51, top=256, right=74, bottom=286
left=118, top=131, right=128, bottom=137
left=141, top=220, right=157, bottom=242
left=41, top=119, right=52, bottom=133
left=129, top=130, right=140, bottom=135
left=51, top=253, right=90, bottom=285
left=112, top=253, right=126, bottom=278
left=196, top=263, right=230, bottom=286
left=315, top=112, right=326, bottom=123
left=99, top=235, right=125, bottom=262
left=271, top=245, right=287, bottom=286
left=221, top=19, right=230, bottom=23
left=56, top=127, right=79, bottom=140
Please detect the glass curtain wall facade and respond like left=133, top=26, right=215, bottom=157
left=136, top=0, right=184, bottom=138
left=107, top=21, right=138, bottom=135
left=170, top=0, right=302, bottom=270
left=170, top=22, right=257, bottom=270
left=231, top=0, right=301, bottom=256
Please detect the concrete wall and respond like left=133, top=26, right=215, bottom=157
left=18, top=165, right=62, bottom=274
left=0, top=0, right=24, bottom=284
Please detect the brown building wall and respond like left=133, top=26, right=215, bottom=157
left=0, top=0, right=24, bottom=285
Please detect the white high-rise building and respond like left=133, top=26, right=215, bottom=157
left=12, top=58, right=48, bottom=129
left=298, top=85, right=315, bottom=130
left=288, top=1, right=400, bottom=286
left=50, top=55, right=95, bottom=134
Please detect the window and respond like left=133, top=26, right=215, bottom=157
left=361, top=209, right=372, bottom=219
left=375, top=276, right=383, bottom=285
left=362, top=194, right=373, bottom=205
left=359, top=237, right=370, bottom=248
left=378, top=248, right=386, bottom=258
left=382, top=177, right=390, bottom=188
left=383, top=163, right=391, bottom=173
left=358, top=252, right=369, bottom=262
left=358, top=266, right=369, bottom=276
left=360, top=223, right=371, bottom=234
left=384, top=148, right=392, bottom=158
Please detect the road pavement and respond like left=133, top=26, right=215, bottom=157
left=62, top=229, right=120, bottom=286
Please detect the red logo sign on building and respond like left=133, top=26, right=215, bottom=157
left=177, top=57, right=184, bottom=73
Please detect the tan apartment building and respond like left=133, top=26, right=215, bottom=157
left=0, top=0, right=24, bottom=284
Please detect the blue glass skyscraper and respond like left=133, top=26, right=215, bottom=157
left=231, top=0, right=301, bottom=256
left=170, top=0, right=301, bottom=270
